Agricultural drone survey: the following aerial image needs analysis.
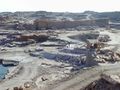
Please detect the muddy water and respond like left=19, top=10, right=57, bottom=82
left=0, top=65, right=8, bottom=80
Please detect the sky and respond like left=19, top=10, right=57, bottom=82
left=0, top=0, right=119, bottom=12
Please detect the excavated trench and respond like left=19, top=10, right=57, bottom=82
left=60, top=48, right=87, bottom=55
left=41, top=52, right=86, bottom=67
left=68, top=32, right=100, bottom=42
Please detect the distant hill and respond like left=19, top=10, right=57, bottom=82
left=0, top=11, right=120, bottom=22
left=0, top=10, right=120, bottom=30
left=0, top=11, right=86, bottom=21
left=83, top=11, right=120, bottom=22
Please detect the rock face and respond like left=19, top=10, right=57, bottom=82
left=101, top=74, right=120, bottom=85
left=41, top=52, right=83, bottom=66
left=2, top=60, right=19, bottom=66
left=85, top=49, right=98, bottom=66
left=34, top=19, right=109, bottom=30
left=16, top=34, right=49, bottom=42
left=82, top=74, right=120, bottom=90
left=83, top=78, right=120, bottom=90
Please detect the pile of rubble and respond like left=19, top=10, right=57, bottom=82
left=98, top=34, right=111, bottom=42
left=96, top=49, right=120, bottom=63
left=82, top=74, right=120, bottom=90
left=6, top=82, right=34, bottom=90
left=0, top=32, right=49, bottom=47
left=85, top=37, right=120, bottom=63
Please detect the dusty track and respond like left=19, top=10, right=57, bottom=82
left=51, top=63, right=120, bottom=90
left=0, top=57, right=40, bottom=90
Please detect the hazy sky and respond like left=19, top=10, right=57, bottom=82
left=0, top=0, right=119, bottom=12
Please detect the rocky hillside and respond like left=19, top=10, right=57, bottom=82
left=83, top=11, right=120, bottom=22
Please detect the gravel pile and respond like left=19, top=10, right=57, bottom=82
left=82, top=78, right=120, bottom=90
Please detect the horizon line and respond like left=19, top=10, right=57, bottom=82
left=0, top=10, right=120, bottom=13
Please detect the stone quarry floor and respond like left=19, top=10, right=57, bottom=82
left=0, top=29, right=120, bottom=90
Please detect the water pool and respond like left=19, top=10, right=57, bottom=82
left=0, top=65, right=8, bottom=80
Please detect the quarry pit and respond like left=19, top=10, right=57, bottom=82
left=0, top=28, right=120, bottom=90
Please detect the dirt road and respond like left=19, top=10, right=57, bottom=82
left=0, top=57, right=40, bottom=90
left=51, top=63, right=120, bottom=90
